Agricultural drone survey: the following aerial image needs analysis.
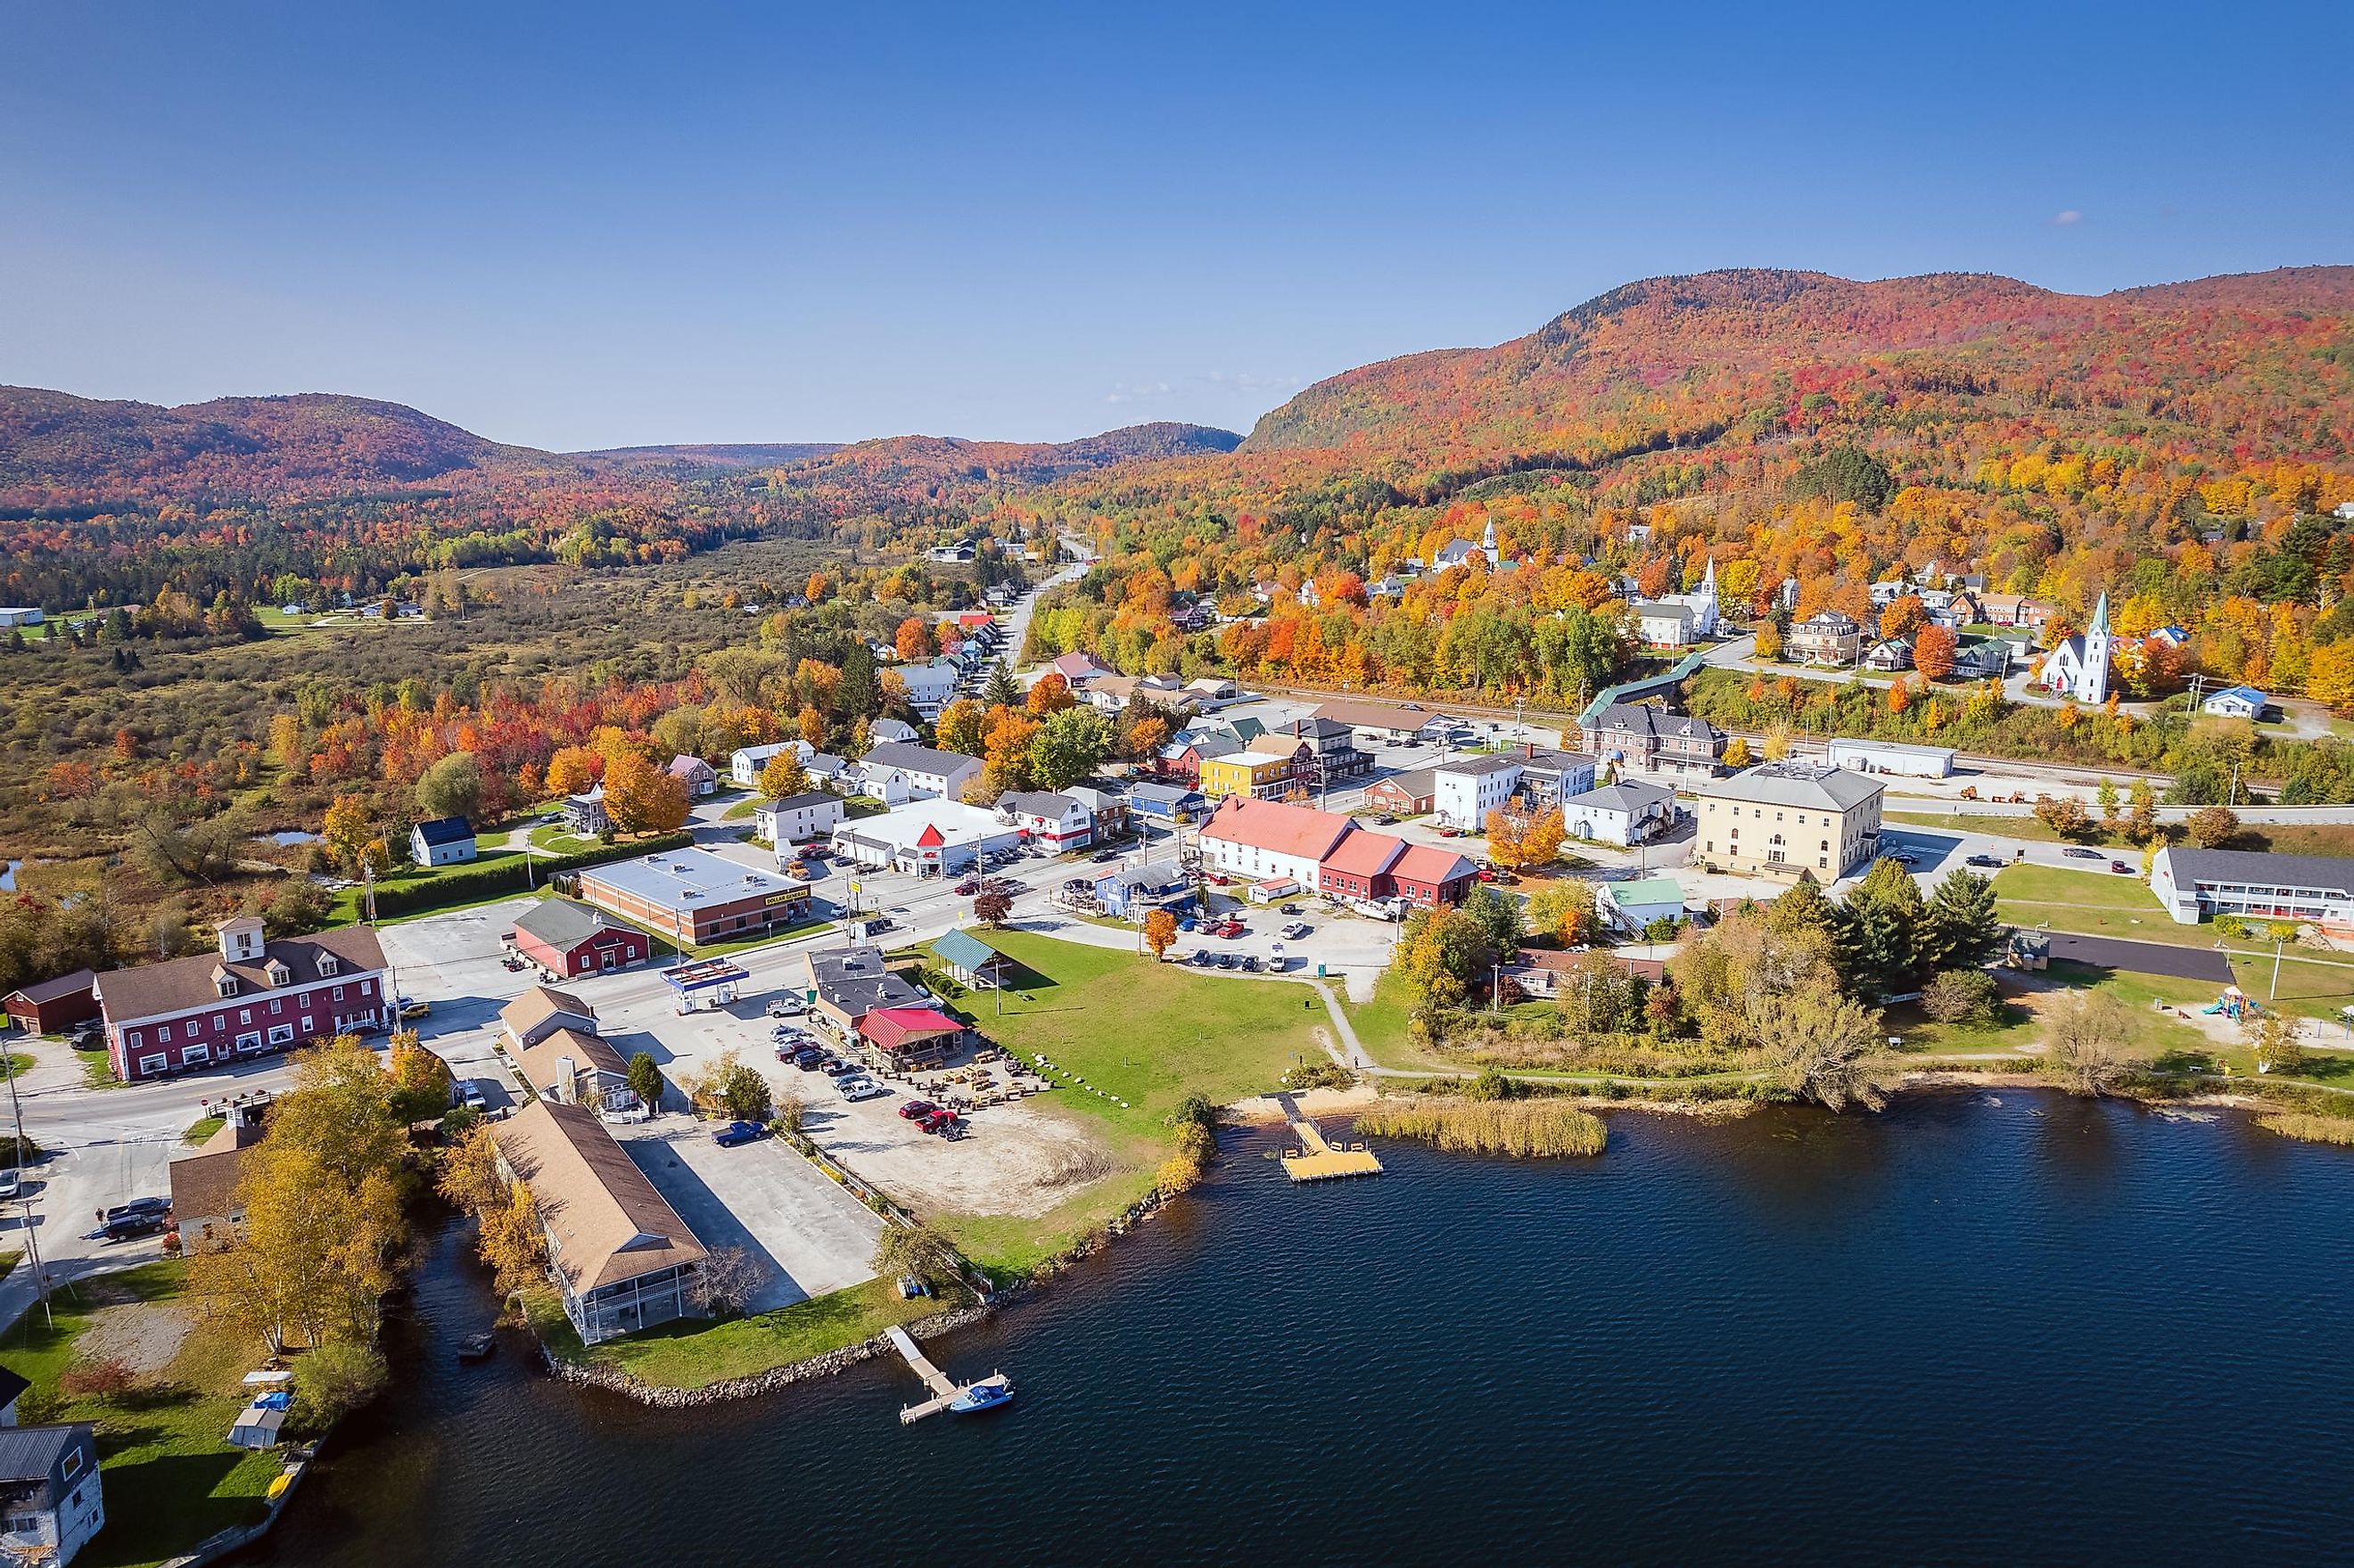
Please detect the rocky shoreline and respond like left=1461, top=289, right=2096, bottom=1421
left=538, top=1181, right=1181, bottom=1406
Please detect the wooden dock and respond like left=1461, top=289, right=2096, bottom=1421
left=1278, top=1096, right=1383, bottom=1182
left=888, top=1325, right=1009, bottom=1424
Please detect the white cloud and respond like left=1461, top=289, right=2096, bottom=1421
left=1104, top=380, right=1173, bottom=405
left=2049, top=209, right=2083, bottom=227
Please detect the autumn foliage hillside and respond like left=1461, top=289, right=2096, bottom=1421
left=1242, top=267, right=2354, bottom=472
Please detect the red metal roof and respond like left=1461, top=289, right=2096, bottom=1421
left=1391, top=842, right=1477, bottom=889
left=860, top=1006, right=964, bottom=1048
left=1199, top=795, right=1354, bottom=861
left=1320, top=827, right=1406, bottom=879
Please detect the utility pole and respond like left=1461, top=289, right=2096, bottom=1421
left=2272, top=939, right=2284, bottom=1002
left=3, top=1047, right=50, bottom=1328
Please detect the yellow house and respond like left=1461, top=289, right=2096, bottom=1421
left=1198, top=749, right=1302, bottom=800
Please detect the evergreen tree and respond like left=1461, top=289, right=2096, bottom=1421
left=836, top=644, right=878, bottom=719
left=1766, top=872, right=1836, bottom=941
left=984, top=661, right=1019, bottom=709
left=1918, top=869, right=2004, bottom=976
left=1835, top=858, right=1924, bottom=1000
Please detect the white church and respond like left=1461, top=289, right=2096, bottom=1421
left=1433, top=520, right=1502, bottom=574
left=1630, top=558, right=1721, bottom=648
left=2038, top=592, right=2112, bottom=703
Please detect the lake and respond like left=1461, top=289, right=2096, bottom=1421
left=256, top=1093, right=2354, bottom=1565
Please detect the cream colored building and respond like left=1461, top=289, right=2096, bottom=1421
left=1692, top=763, right=1884, bottom=880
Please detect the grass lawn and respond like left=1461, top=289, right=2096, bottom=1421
left=1340, top=968, right=1454, bottom=1073
left=1993, top=866, right=2354, bottom=1023
left=546, top=1276, right=965, bottom=1391
left=1888, top=962, right=2216, bottom=1062
left=1887, top=811, right=2354, bottom=862
left=932, top=1169, right=1163, bottom=1280
left=0, top=1260, right=284, bottom=1568
left=909, top=930, right=1329, bottom=1276
left=181, top=1115, right=226, bottom=1146
left=0, top=1249, right=18, bottom=1282
left=76, top=1046, right=121, bottom=1089
left=328, top=848, right=525, bottom=923
left=935, top=929, right=1326, bottom=1143
left=721, top=799, right=760, bottom=821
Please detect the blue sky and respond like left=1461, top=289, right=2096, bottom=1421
left=4, top=1, right=2348, bottom=451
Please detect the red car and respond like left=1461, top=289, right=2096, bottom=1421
left=899, top=1100, right=939, bottom=1121
left=919, top=1109, right=960, bottom=1135
left=954, top=879, right=979, bottom=896
left=1476, top=866, right=1498, bottom=883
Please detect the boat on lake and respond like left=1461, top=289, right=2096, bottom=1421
left=457, top=1333, right=497, bottom=1362
left=948, top=1379, right=1013, bottom=1416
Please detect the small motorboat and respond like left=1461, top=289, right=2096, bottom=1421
left=456, top=1333, right=497, bottom=1363
left=948, top=1378, right=1013, bottom=1416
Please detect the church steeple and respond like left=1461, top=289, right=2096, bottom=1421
left=1480, top=518, right=1499, bottom=568
left=2087, top=591, right=2109, bottom=637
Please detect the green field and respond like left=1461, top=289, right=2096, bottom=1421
left=1887, top=961, right=2214, bottom=1061
left=550, top=1276, right=963, bottom=1391
left=918, top=930, right=1328, bottom=1273
left=1994, top=864, right=2354, bottom=1022
left=935, top=929, right=1326, bottom=1140
left=0, top=1260, right=284, bottom=1568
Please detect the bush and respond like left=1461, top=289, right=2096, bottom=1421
left=1921, top=968, right=2001, bottom=1025
left=1280, top=1059, right=1354, bottom=1092
left=1462, top=1066, right=1518, bottom=1102
left=290, top=1342, right=389, bottom=1434
left=58, top=1358, right=134, bottom=1398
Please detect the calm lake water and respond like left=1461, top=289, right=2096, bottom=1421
left=256, top=1094, right=2354, bottom=1565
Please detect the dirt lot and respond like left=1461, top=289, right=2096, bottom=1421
left=799, top=1089, right=1130, bottom=1219
left=76, top=1299, right=193, bottom=1375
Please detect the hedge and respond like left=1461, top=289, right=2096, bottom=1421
left=366, top=832, right=696, bottom=918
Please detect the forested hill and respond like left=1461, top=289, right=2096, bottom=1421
left=0, top=388, right=559, bottom=507
left=0, top=382, right=1241, bottom=512
left=1239, top=267, right=2354, bottom=470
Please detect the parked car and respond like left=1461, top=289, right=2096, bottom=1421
left=918, top=1109, right=960, bottom=1135
left=768, top=997, right=807, bottom=1019
left=0, top=1171, right=18, bottom=1202
left=1240, top=954, right=1261, bottom=973
left=792, top=1047, right=827, bottom=1071
left=784, top=860, right=814, bottom=879
left=1219, top=920, right=1246, bottom=939
left=457, top=1080, right=489, bottom=1112
left=2110, top=859, right=2134, bottom=874
left=1280, top=921, right=1312, bottom=940
left=712, top=1121, right=767, bottom=1147
left=840, top=1077, right=888, bottom=1102
left=1217, top=952, right=1239, bottom=970
left=1091, top=850, right=1119, bottom=863
left=2062, top=846, right=2102, bottom=859
left=864, top=915, right=894, bottom=933
left=899, top=1100, right=939, bottom=1121
left=821, top=1058, right=860, bottom=1077
left=1965, top=854, right=2003, bottom=868
left=1280, top=902, right=1303, bottom=915
left=1371, top=813, right=1397, bottom=826
left=102, top=1211, right=168, bottom=1243
left=1878, top=850, right=1917, bottom=866
left=1178, top=916, right=1198, bottom=932
left=396, top=995, right=430, bottom=1020
left=1190, top=948, right=1212, bottom=965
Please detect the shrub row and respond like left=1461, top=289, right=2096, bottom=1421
left=367, top=832, right=696, bottom=918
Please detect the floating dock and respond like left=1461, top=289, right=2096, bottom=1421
left=888, top=1325, right=1010, bottom=1424
left=1278, top=1096, right=1383, bottom=1182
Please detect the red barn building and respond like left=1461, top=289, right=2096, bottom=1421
left=94, top=918, right=388, bottom=1083
left=3, top=970, right=98, bottom=1036
left=1389, top=843, right=1479, bottom=908
left=508, top=899, right=653, bottom=980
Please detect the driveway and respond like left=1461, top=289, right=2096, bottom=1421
left=2037, top=932, right=2235, bottom=984
left=615, top=1119, right=881, bottom=1310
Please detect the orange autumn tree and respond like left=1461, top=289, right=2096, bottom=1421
left=1913, top=624, right=1958, bottom=681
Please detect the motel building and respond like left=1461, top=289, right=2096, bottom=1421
left=573, top=848, right=813, bottom=948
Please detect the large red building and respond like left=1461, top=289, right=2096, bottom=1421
left=95, top=918, right=389, bottom=1083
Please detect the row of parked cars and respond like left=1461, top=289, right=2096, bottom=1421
left=772, top=1025, right=887, bottom=1101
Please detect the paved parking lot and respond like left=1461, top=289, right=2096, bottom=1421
left=614, top=1118, right=882, bottom=1309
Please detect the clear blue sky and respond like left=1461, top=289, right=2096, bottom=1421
left=4, top=1, right=2348, bottom=451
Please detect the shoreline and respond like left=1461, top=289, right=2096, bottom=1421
left=512, top=1065, right=2345, bottom=1407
